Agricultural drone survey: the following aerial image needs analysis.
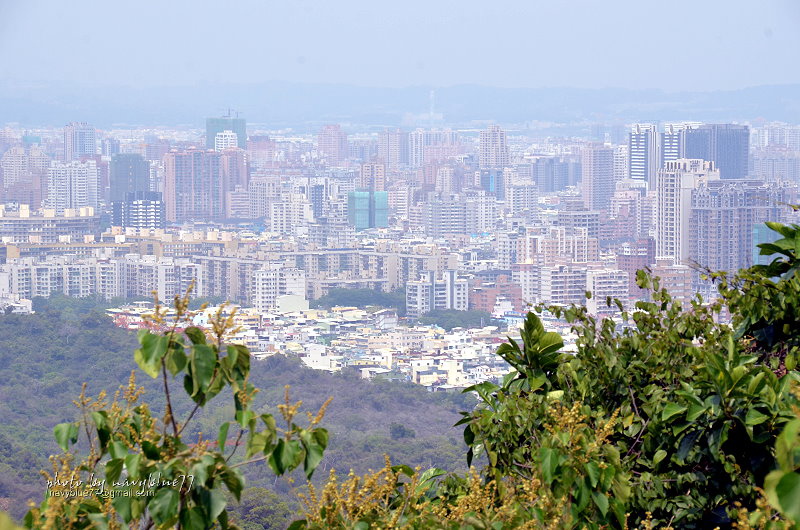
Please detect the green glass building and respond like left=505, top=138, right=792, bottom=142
left=348, top=190, right=388, bottom=230
left=206, top=116, right=247, bottom=149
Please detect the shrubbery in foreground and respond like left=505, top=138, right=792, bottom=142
left=9, top=217, right=800, bottom=528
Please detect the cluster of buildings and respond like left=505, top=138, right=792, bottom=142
left=1, top=116, right=799, bottom=386
left=107, top=301, right=556, bottom=389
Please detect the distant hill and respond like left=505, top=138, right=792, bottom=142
left=1, top=81, right=798, bottom=129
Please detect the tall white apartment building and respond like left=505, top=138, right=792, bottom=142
left=628, top=124, right=658, bottom=185
left=214, top=130, right=239, bottom=152
left=586, top=269, right=629, bottom=316
left=64, top=122, right=96, bottom=160
left=406, top=270, right=468, bottom=318
left=479, top=125, right=509, bottom=169
left=46, top=160, right=100, bottom=213
left=655, top=159, right=719, bottom=264
left=252, top=268, right=306, bottom=312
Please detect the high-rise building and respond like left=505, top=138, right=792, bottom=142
left=214, top=130, right=239, bottom=152
left=628, top=124, right=658, bottom=186
left=408, top=129, right=459, bottom=168
left=46, top=160, right=100, bottom=213
left=422, top=195, right=467, bottom=237
left=317, top=125, right=348, bottom=166
left=405, top=270, right=468, bottom=318
left=101, top=138, right=120, bottom=157
left=660, top=123, right=691, bottom=168
left=479, top=169, right=505, bottom=199
left=655, top=159, right=719, bottom=264
left=163, top=149, right=225, bottom=222
left=64, top=122, right=96, bottom=160
left=111, top=191, right=166, bottom=229
left=690, top=179, right=788, bottom=279
left=586, top=269, right=629, bottom=316
left=613, top=145, right=629, bottom=182
left=347, top=190, right=389, bottom=230
left=378, top=129, right=408, bottom=170
left=252, top=268, right=306, bottom=312
left=581, top=145, right=615, bottom=212
left=684, top=124, right=750, bottom=180
left=359, top=162, right=386, bottom=191
left=110, top=154, right=150, bottom=202
left=220, top=148, right=249, bottom=191
left=0, top=145, right=49, bottom=207
left=206, top=116, right=246, bottom=150
left=479, top=125, right=509, bottom=169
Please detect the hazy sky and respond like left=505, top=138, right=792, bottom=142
left=1, top=0, right=799, bottom=91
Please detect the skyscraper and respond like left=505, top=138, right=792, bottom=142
left=46, top=160, right=100, bottom=213
left=206, top=115, right=247, bottom=149
left=690, top=179, right=787, bottom=278
left=479, top=125, right=509, bottom=169
left=347, top=190, right=388, bottom=230
left=111, top=191, right=166, bottom=230
left=684, top=124, right=750, bottom=180
left=378, top=129, right=408, bottom=170
left=655, top=159, right=719, bottom=264
left=163, top=149, right=225, bottom=222
left=63, top=122, right=96, bottom=160
left=581, top=145, right=615, bottom=212
left=359, top=162, right=386, bottom=191
left=628, top=124, right=658, bottom=186
left=317, top=125, right=348, bottom=166
left=110, top=154, right=150, bottom=202
left=214, top=130, right=239, bottom=151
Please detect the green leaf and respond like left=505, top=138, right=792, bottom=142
left=179, top=507, right=206, bottom=530
left=125, top=453, right=141, bottom=480
left=148, top=488, right=179, bottom=526
left=202, top=488, right=227, bottom=521
left=415, top=468, right=447, bottom=496
left=303, top=437, right=325, bottom=479
left=165, top=347, right=187, bottom=376
left=112, top=496, right=132, bottom=523
left=221, top=468, right=244, bottom=502
left=192, top=344, right=216, bottom=394
left=745, top=408, right=769, bottom=426
left=585, top=461, right=600, bottom=488
left=661, top=402, right=687, bottom=422
left=134, top=332, right=168, bottom=378
left=539, top=447, right=560, bottom=485
left=653, top=449, right=667, bottom=466
left=185, top=326, right=207, bottom=345
left=109, top=441, right=128, bottom=460
left=463, top=424, right=474, bottom=446
left=142, top=440, right=160, bottom=460
left=775, top=472, right=800, bottom=521
left=53, top=422, right=79, bottom=452
left=218, top=422, right=230, bottom=453
left=593, top=491, right=609, bottom=516
left=677, top=430, right=701, bottom=463
left=105, top=458, right=124, bottom=483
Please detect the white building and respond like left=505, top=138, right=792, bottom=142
left=655, top=159, right=719, bottom=264
left=406, top=270, right=468, bottom=318
left=586, top=269, right=629, bottom=316
left=214, top=130, right=239, bottom=152
left=252, top=268, right=306, bottom=312
left=46, top=160, right=100, bottom=213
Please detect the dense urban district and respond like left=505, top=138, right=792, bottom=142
left=0, top=119, right=798, bottom=389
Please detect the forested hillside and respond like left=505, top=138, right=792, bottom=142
left=0, top=299, right=470, bottom=524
